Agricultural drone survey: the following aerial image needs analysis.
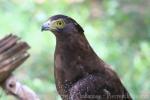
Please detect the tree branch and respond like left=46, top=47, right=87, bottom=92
left=0, top=34, right=40, bottom=100
left=2, top=75, right=40, bottom=100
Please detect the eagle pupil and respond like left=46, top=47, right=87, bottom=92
left=59, top=22, right=61, bottom=25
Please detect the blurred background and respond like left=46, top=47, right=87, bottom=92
left=0, top=0, right=150, bottom=100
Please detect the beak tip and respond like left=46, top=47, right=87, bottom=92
left=41, top=22, right=50, bottom=32
left=41, top=26, right=44, bottom=32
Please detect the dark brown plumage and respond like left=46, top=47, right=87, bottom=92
left=42, top=15, right=132, bottom=100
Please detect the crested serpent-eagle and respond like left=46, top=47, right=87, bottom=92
left=41, top=15, right=132, bottom=100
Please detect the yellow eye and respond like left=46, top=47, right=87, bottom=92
left=54, top=19, right=65, bottom=29
left=57, top=21, right=62, bottom=25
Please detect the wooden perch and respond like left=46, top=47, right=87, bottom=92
left=3, top=75, right=40, bottom=100
left=0, top=34, right=40, bottom=100
left=0, top=34, right=30, bottom=83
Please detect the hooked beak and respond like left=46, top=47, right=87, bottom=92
left=41, top=21, right=50, bottom=31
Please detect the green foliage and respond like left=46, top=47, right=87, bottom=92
left=0, top=0, right=150, bottom=100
